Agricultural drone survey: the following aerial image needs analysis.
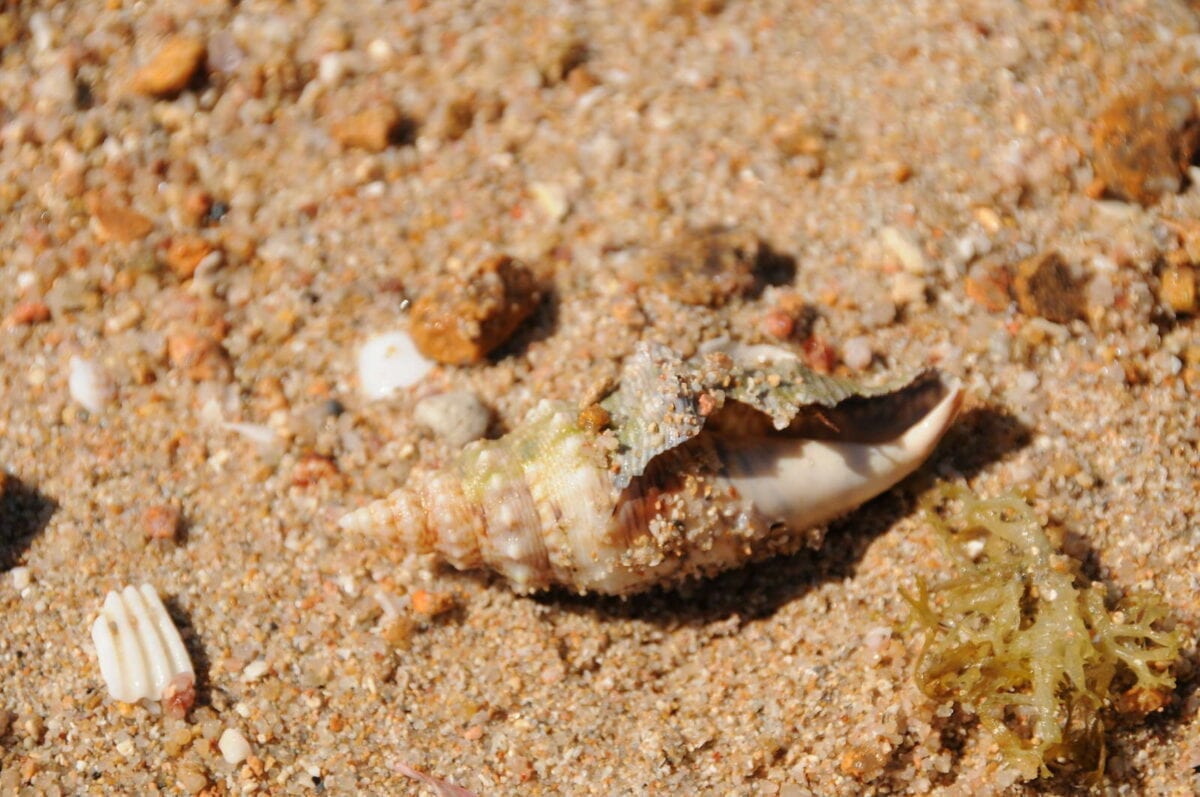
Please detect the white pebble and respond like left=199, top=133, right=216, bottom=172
left=842, top=337, right=873, bottom=370
left=1015, top=370, right=1039, bottom=392
left=357, top=330, right=435, bottom=400
left=963, top=537, right=987, bottom=560
left=414, top=390, right=491, bottom=446
left=366, top=38, right=394, bottom=62
left=879, top=226, right=930, bottom=274
left=223, top=421, right=280, bottom=450
left=241, top=658, right=269, bottom=682
left=862, top=625, right=891, bottom=653
left=218, top=728, right=252, bottom=765
left=529, top=181, right=570, bottom=222
left=91, top=584, right=195, bottom=706
left=889, top=272, right=927, bottom=307
left=10, top=566, right=31, bottom=591
left=68, top=356, right=114, bottom=414
left=318, top=52, right=351, bottom=85
left=29, top=12, right=54, bottom=52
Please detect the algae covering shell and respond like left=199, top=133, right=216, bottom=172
left=341, top=342, right=963, bottom=595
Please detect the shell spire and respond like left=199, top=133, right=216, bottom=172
left=341, top=342, right=963, bottom=595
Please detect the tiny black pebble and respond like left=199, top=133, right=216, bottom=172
left=207, top=201, right=230, bottom=223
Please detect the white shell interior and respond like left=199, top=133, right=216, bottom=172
left=721, top=379, right=963, bottom=531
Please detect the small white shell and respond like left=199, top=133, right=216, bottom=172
left=68, top=355, right=114, bottom=414
left=91, top=584, right=195, bottom=713
left=357, top=330, right=435, bottom=400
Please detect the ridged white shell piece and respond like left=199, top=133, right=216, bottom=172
left=91, top=584, right=194, bottom=705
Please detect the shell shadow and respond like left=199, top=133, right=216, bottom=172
left=538, top=402, right=1032, bottom=627
left=0, top=476, right=57, bottom=572
left=541, top=488, right=920, bottom=627
left=489, top=284, right=560, bottom=363
left=160, top=595, right=212, bottom=716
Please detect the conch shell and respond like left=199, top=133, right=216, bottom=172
left=341, top=342, right=963, bottom=595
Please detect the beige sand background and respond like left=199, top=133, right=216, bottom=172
left=1, top=0, right=1198, bottom=794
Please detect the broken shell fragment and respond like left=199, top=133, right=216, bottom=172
left=91, top=584, right=195, bottom=715
left=357, top=330, right=436, bottom=399
left=342, top=342, right=962, bottom=595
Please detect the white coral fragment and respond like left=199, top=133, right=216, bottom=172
left=91, top=584, right=195, bottom=710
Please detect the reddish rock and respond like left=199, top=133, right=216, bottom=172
left=5, top=300, right=51, bottom=327
left=142, top=504, right=181, bottom=541
left=291, top=453, right=342, bottom=488
left=1092, top=85, right=1200, bottom=206
left=409, top=255, right=541, bottom=365
left=166, top=331, right=230, bottom=381
left=163, top=235, right=216, bottom=280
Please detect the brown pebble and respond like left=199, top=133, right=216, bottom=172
left=964, top=263, right=1013, bottom=313
left=577, top=404, right=611, bottom=433
left=670, top=0, right=726, bottom=15
left=132, top=35, right=206, bottom=97
left=163, top=236, right=216, bottom=280
left=638, top=228, right=758, bottom=307
left=291, top=453, right=342, bottom=488
left=1091, top=84, right=1200, bottom=206
left=409, top=254, right=541, bottom=365
left=760, top=308, right=795, bottom=340
left=331, top=105, right=404, bottom=152
left=801, top=337, right=837, bottom=374
left=181, top=189, right=213, bottom=227
left=162, top=673, right=196, bottom=720
left=566, top=65, right=600, bottom=95
left=410, top=588, right=456, bottom=617
left=88, top=194, right=154, bottom=243
left=839, top=746, right=887, bottom=782
left=175, top=761, right=208, bottom=794
left=5, top=299, right=51, bottom=327
left=142, top=503, right=181, bottom=541
left=166, top=331, right=230, bottom=381
left=1159, top=264, right=1198, bottom=314
left=1013, top=252, right=1085, bottom=324
left=429, top=95, right=476, bottom=142
left=1114, top=685, right=1172, bottom=716
left=534, top=30, right=586, bottom=85
left=772, top=115, right=826, bottom=177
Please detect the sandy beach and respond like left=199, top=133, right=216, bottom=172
left=1, top=0, right=1198, bottom=794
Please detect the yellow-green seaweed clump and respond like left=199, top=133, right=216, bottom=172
left=903, top=486, right=1182, bottom=781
